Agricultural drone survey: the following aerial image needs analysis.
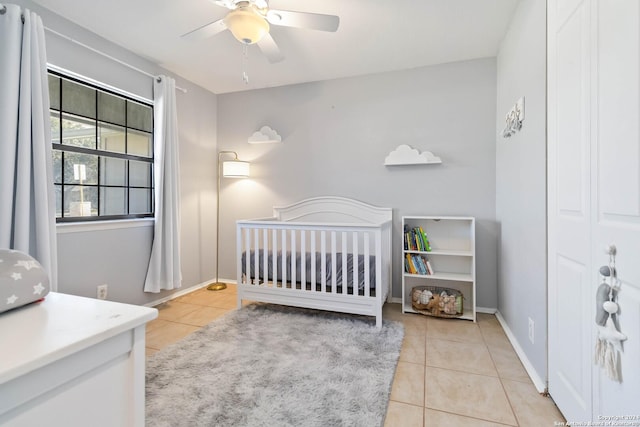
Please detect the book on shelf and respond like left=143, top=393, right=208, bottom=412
left=426, top=260, right=434, bottom=275
left=419, top=226, right=432, bottom=251
left=412, top=229, right=421, bottom=251
left=405, top=253, right=433, bottom=275
left=403, top=225, right=432, bottom=252
left=412, top=254, right=426, bottom=275
left=423, top=256, right=433, bottom=275
left=405, top=254, right=417, bottom=274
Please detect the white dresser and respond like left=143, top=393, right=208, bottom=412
left=0, top=292, right=157, bottom=426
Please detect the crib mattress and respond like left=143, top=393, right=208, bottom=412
left=241, top=250, right=376, bottom=290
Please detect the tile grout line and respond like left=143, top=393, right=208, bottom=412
left=425, top=320, right=520, bottom=426
left=497, top=376, right=521, bottom=427
left=423, top=326, right=428, bottom=427
left=481, top=323, right=521, bottom=427
left=425, top=407, right=520, bottom=427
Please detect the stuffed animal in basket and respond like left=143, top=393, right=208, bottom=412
left=412, top=289, right=432, bottom=305
left=426, top=294, right=441, bottom=316
left=418, top=290, right=432, bottom=305
left=439, top=292, right=459, bottom=315
left=413, top=288, right=461, bottom=317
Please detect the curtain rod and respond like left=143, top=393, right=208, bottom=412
left=1, top=5, right=187, bottom=94
left=43, top=26, right=188, bottom=93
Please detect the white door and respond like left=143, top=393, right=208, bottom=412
left=548, top=0, right=640, bottom=421
left=548, top=0, right=593, bottom=420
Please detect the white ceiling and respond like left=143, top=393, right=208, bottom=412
left=33, top=0, right=520, bottom=94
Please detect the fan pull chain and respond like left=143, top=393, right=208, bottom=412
left=242, top=44, right=249, bottom=85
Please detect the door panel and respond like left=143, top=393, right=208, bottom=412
left=550, top=0, right=640, bottom=421
left=548, top=0, right=593, bottom=421
left=557, top=5, right=588, bottom=216
left=593, top=2, right=640, bottom=417
left=553, top=255, right=590, bottom=413
left=597, top=1, right=640, bottom=218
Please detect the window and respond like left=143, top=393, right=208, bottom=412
left=48, top=71, right=154, bottom=222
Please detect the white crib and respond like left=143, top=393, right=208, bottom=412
left=236, top=197, right=393, bottom=329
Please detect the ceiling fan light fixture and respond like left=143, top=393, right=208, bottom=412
left=224, top=6, right=270, bottom=45
left=266, top=11, right=282, bottom=23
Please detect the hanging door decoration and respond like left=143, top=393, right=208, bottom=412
left=594, top=245, right=627, bottom=382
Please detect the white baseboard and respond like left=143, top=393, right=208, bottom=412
left=143, top=283, right=206, bottom=307
left=144, top=277, right=240, bottom=308
left=495, top=311, right=547, bottom=393
left=390, top=297, right=402, bottom=304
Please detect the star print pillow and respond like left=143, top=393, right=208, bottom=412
left=0, top=249, right=50, bottom=314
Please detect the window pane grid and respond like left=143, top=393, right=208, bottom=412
left=52, top=143, right=153, bottom=163
left=49, top=70, right=154, bottom=221
left=97, top=144, right=101, bottom=216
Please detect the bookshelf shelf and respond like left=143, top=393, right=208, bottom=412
left=402, top=216, right=476, bottom=322
left=405, top=249, right=473, bottom=257
left=403, top=305, right=475, bottom=321
left=403, top=272, right=473, bottom=282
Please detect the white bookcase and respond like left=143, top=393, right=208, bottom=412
left=401, top=216, right=476, bottom=321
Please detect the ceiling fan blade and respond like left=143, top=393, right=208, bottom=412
left=181, top=19, right=228, bottom=41
left=257, top=33, right=284, bottom=63
left=266, top=9, right=339, bottom=32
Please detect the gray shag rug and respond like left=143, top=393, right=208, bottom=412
left=146, top=303, right=404, bottom=427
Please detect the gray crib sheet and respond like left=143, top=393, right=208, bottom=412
left=241, top=250, right=376, bottom=290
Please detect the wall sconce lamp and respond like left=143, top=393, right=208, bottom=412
left=207, top=151, right=250, bottom=291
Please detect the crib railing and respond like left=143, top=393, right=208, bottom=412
left=236, top=219, right=385, bottom=298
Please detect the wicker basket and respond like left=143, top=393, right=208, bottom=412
left=411, top=286, right=463, bottom=318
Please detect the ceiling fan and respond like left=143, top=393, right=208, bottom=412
left=181, top=0, right=340, bottom=63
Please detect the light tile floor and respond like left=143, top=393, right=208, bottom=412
left=146, top=285, right=566, bottom=426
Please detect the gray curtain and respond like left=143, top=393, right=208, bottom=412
left=0, top=4, right=58, bottom=290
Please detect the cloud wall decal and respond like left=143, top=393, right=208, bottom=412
left=248, top=126, right=282, bottom=144
left=384, top=144, right=442, bottom=165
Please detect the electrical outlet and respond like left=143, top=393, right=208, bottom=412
left=528, top=317, right=535, bottom=344
left=97, top=284, right=108, bottom=300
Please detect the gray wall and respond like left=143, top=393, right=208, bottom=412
left=15, top=0, right=218, bottom=305
left=217, top=58, right=499, bottom=307
left=495, top=0, right=547, bottom=380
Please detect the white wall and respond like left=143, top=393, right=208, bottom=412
left=495, top=0, right=547, bottom=382
left=217, top=58, right=499, bottom=307
left=14, top=0, right=218, bottom=305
